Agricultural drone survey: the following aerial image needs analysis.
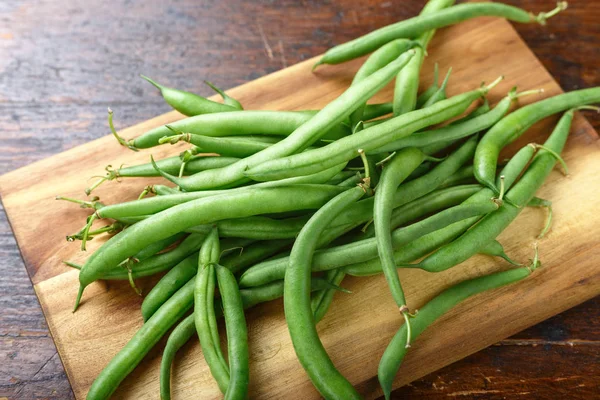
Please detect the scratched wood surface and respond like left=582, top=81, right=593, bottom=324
left=1, top=1, right=599, bottom=399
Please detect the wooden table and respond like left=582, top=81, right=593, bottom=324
left=0, top=1, right=598, bottom=398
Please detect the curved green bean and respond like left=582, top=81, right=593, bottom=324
left=86, top=279, right=195, bottom=400
left=284, top=185, right=365, bottom=400
left=141, top=75, right=237, bottom=116
left=374, top=148, right=425, bottom=310
left=216, top=264, right=249, bottom=399
left=378, top=266, right=534, bottom=399
left=315, top=2, right=566, bottom=66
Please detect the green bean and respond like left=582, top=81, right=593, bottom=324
left=195, top=229, right=229, bottom=392
left=378, top=266, right=535, bottom=399
left=128, top=110, right=350, bottom=150
left=478, top=240, right=522, bottom=266
left=86, top=279, right=195, bottom=400
left=141, top=253, right=197, bottom=321
left=147, top=51, right=416, bottom=190
left=204, top=80, right=244, bottom=110
left=94, top=183, right=343, bottom=220
left=239, top=199, right=496, bottom=288
left=374, top=148, right=425, bottom=311
left=413, top=107, right=577, bottom=272
left=245, top=81, right=496, bottom=182
left=160, top=133, right=281, bottom=158
left=285, top=185, right=365, bottom=400
left=350, top=38, right=419, bottom=126
left=216, top=264, right=249, bottom=400
left=374, top=89, right=518, bottom=154
left=141, top=75, right=237, bottom=116
left=160, top=314, right=199, bottom=400
left=474, top=87, right=600, bottom=191
left=393, top=1, right=454, bottom=116
left=315, top=2, right=566, bottom=66
left=75, top=185, right=345, bottom=309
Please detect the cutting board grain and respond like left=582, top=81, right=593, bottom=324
left=1, top=15, right=599, bottom=400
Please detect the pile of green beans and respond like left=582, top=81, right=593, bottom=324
left=56, top=1, right=600, bottom=399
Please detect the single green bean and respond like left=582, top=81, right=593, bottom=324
left=378, top=266, right=535, bottom=399
left=95, top=182, right=343, bottom=220
left=393, top=0, right=455, bottom=116
left=284, top=185, right=365, bottom=400
left=86, top=279, right=195, bottom=400
left=129, top=110, right=350, bottom=149
left=216, top=264, right=249, bottom=400
left=195, top=229, right=229, bottom=392
left=350, top=38, right=419, bottom=126
left=374, top=148, right=425, bottom=309
left=141, top=75, right=237, bottom=116
left=315, top=2, right=566, bottom=66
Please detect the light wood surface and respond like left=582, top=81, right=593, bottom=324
left=1, top=15, right=599, bottom=400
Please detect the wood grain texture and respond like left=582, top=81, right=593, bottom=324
left=1, top=0, right=599, bottom=399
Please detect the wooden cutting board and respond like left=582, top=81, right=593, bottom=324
left=1, top=14, right=599, bottom=400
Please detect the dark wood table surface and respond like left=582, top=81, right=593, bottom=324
left=1, top=1, right=598, bottom=399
